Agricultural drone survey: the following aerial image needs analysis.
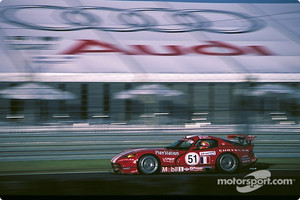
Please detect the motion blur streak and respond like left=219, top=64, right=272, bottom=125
left=1, top=124, right=300, bottom=162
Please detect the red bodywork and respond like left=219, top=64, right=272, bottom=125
left=111, top=135, right=257, bottom=174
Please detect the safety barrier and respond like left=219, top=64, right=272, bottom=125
left=0, top=124, right=300, bottom=161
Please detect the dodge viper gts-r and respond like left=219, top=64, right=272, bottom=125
left=111, top=135, right=257, bottom=174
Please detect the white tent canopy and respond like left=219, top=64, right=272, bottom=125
left=115, top=84, right=184, bottom=99
left=0, top=83, right=76, bottom=100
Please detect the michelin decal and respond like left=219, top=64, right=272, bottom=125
left=199, top=151, right=216, bottom=156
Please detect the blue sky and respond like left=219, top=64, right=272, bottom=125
left=113, top=0, right=299, bottom=3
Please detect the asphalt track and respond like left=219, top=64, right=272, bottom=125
left=0, top=169, right=300, bottom=196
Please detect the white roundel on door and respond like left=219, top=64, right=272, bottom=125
left=185, top=152, right=200, bottom=166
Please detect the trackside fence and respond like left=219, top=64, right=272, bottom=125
left=0, top=124, right=300, bottom=161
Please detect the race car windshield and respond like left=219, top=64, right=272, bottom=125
left=166, top=140, right=192, bottom=150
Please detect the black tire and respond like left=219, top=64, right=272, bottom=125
left=138, top=155, right=160, bottom=175
left=216, top=153, right=239, bottom=173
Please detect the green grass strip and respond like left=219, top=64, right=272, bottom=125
left=0, top=158, right=299, bottom=175
left=258, top=157, right=300, bottom=164
left=0, top=159, right=111, bottom=174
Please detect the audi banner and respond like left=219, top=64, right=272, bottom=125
left=0, top=0, right=299, bottom=82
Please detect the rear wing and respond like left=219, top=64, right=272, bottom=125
left=227, top=135, right=256, bottom=146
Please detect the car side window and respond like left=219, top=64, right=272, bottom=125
left=195, top=139, right=218, bottom=150
left=178, top=141, right=193, bottom=150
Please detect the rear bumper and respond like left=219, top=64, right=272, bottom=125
left=240, top=158, right=258, bottom=170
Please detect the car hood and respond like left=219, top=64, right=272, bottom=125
left=117, top=148, right=161, bottom=156
left=111, top=147, right=173, bottom=163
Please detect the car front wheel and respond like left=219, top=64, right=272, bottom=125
left=138, top=155, right=160, bottom=175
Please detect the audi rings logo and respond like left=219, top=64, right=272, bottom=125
left=0, top=5, right=264, bottom=33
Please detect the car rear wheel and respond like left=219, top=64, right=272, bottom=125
left=217, top=153, right=239, bottom=173
left=138, top=155, right=160, bottom=175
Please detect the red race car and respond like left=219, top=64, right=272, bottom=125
left=111, top=135, right=257, bottom=174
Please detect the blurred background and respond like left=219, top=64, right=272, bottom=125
left=1, top=81, right=300, bottom=127
left=0, top=0, right=299, bottom=128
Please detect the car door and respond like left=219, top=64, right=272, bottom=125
left=177, top=139, right=218, bottom=167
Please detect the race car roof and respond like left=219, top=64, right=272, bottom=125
left=0, top=0, right=299, bottom=82
left=184, top=135, right=217, bottom=140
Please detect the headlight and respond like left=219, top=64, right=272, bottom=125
left=122, top=154, right=136, bottom=158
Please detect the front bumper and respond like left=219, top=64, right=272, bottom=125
left=111, top=163, right=122, bottom=173
left=111, top=162, right=139, bottom=174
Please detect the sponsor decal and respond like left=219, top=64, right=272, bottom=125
left=189, top=166, right=203, bottom=172
left=217, top=170, right=295, bottom=193
left=155, top=151, right=179, bottom=156
left=200, top=156, right=211, bottom=164
left=0, top=6, right=264, bottom=34
left=199, top=151, right=216, bottom=156
left=162, top=157, right=175, bottom=163
left=219, top=149, right=249, bottom=152
left=62, top=40, right=274, bottom=56
left=185, top=152, right=200, bottom=166
left=161, top=166, right=203, bottom=173
left=161, top=167, right=184, bottom=173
